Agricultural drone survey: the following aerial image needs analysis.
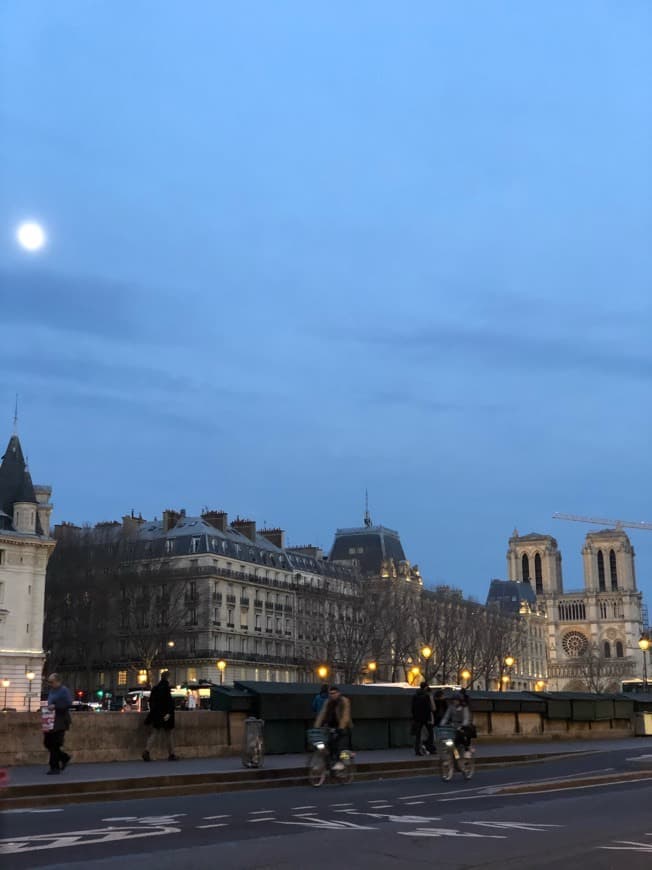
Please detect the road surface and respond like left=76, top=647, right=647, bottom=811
left=1, top=745, right=651, bottom=869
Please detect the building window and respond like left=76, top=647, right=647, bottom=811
left=534, top=553, right=543, bottom=594
left=522, top=554, right=530, bottom=583
left=615, top=641, right=624, bottom=658
left=98, top=671, right=105, bottom=684
left=603, top=641, right=611, bottom=658
left=609, top=550, right=618, bottom=590
left=0, top=549, right=4, bottom=565
left=0, top=582, right=4, bottom=604
left=227, top=608, right=234, bottom=627
left=118, top=670, right=127, bottom=686
left=597, top=551, right=606, bottom=592
left=165, top=539, right=175, bottom=554
left=191, top=537, right=201, bottom=554
left=599, top=601, right=608, bottom=619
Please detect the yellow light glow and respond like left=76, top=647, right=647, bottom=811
left=368, top=661, right=377, bottom=672
left=421, top=646, right=433, bottom=660
left=17, top=221, right=46, bottom=251
left=461, top=669, right=471, bottom=681
left=504, top=656, right=515, bottom=668
left=217, top=660, right=227, bottom=672
left=26, top=671, right=35, bottom=681
left=639, top=637, right=650, bottom=652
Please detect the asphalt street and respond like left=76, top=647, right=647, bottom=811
left=1, top=746, right=651, bottom=869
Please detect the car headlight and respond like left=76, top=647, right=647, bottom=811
left=315, top=742, right=325, bottom=750
left=444, top=739, right=454, bottom=746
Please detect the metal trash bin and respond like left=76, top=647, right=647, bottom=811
left=242, top=717, right=265, bottom=768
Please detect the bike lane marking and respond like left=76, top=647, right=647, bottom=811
left=0, top=823, right=181, bottom=855
left=398, top=827, right=506, bottom=839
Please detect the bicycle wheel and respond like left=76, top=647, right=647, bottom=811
left=440, top=752, right=454, bottom=782
left=308, top=753, right=327, bottom=787
left=461, top=755, right=475, bottom=781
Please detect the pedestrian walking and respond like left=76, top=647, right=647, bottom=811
left=411, top=681, right=435, bottom=755
left=186, top=690, right=197, bottom=711
left=42, top=673, right=72, bottom=775
left=142, top=670, right=177, bottom=761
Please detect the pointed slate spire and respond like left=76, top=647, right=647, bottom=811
left=0, top=433, right=38, bottom=518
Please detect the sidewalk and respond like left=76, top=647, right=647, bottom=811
left=5, top=737, right=645, bottom=788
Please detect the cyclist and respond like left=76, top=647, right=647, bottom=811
left=440, top=692, right=473, bottom=758
left=315, top=685, right=352, bottom=770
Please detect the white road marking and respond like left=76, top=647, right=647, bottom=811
left=275, top=817, right=376, bottom=831
left=626, top=755, right=652, bottom=761
left=491, top=776, right=652, bottom=798
left=398, top=827, right=506, bottom=839
left=202, top=815, right=230, bottom=820
left=345, top=811, right=444, bottom=824
left=0, top=823, right=181, bottom=855
left=249, top=817, right=276, bottom=823
left=291, top=805, right=316, bottom=810
left=404, top=801, right=425, bottom=805
left=249, top=809, right=275, bottom=814
left=602, top=839, right=652, bottom=853
left=331, top=802, right=353, bottom=807
left=196, top=823, right=227, bottom=829
left=467, top=822, right=563, bottom=832
left=2, top=809, right=63, bottom=815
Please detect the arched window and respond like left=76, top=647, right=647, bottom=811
left=603, top=641, right=611, bottom=658
left=597, top=551, right=606, bottom=591
left=522, top=554, right=530, bottom=583
left=615, top=641, right=624, bottom=658
left=534, top=553, right=543, bottom=594
left=609, top=550, right=618, bottom=590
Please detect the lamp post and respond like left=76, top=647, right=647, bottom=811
left=1, top=679, right=9, bottom=710
left=535, top=680, right=546, bottom=692
left=316, top=665, right=329, bottom=682
left=368, top=661, right=377, bottom=683
left=410, top=666, right=421, bottom=686
left=639, top=636, right=650, bottom=688
left=460, top=669, right=471, bottom=689
left=167, top=641, right=176, bottom=686
left=217, top=660, right=227, bottom=686
left=421, top=646, right=433, bottom=681
left=26, top=671, right=35, bottom=712
left=503, top=655, right=515, bottom=691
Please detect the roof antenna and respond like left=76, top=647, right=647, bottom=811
left=12, top=393, right=18, bottom=434
left=364, top=489, right=372, bottom=528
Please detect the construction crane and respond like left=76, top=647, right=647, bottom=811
left=552, top=513, right=652, bottom=532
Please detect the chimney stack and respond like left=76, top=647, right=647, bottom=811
left=162, top=509, right=182, bottom=532
left=231, top=517, right=257, bottom=542
left=260, top=528, right=286, bottom=549
left=202, top=510, right=228, bottom=532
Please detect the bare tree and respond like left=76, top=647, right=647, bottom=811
left=575, top=644, right=615, bottom=694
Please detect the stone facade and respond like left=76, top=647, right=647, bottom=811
left=0, top=433, right=55, bottom=710
left=506, top=529, right=644, bottom=691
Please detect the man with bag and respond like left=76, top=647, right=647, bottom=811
left=42, top=673, right=72, bottom=775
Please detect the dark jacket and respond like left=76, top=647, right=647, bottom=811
left=411, top=689, right=433, bottom=724
left=145, top=679, right=175, bottom=730
left=48, top=686, right=72, bottom=733
left=311, top=691, right=328, bottom=715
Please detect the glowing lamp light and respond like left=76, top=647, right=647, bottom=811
left=16, top=221, right=46, bottom=252
left=316, top=665, right=329, bottom=680
left=421, top=646, right=433, bottom=660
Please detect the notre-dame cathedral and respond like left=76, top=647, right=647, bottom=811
left=506, top=529, right=644, bottom=691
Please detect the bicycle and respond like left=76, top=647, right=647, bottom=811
left=434, top=725, right=475, bottom=782
left=306, top=727, right=355, bottom=787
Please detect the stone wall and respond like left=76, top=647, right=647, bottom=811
left=0, top=711, right=245, bottom=768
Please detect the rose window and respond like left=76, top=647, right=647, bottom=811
left=562, top=631, right=589, bottom=657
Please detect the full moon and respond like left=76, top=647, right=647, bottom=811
left=16, top=221, right=46, bottom=251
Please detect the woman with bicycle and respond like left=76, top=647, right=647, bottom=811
left=440, top=692, right=474, bottom=758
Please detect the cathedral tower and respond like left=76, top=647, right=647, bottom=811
left=506, top=531, right=563, bottom=595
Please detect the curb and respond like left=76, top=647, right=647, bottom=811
left=0, top=751, right=586, bottom=810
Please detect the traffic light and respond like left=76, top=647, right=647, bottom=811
left=76, top=690, right=84, bottom=699
left=96, top=689, right=104, bottom=700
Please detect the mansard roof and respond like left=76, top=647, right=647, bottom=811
left=329, top=524, right=407, bottom=575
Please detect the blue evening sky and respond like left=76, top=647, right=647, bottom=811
left=1, top=2, right=651, bottom=604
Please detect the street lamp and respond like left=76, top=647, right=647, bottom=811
left=535, top=680, right=546, bottom=692
left=1, top=679, right=9, bottom=710
left=26, top=671, right=35, bottom=712
left=316, top=665, right=329, bottom=681
left=368, top=661, right=377, bottom=683
left=421, top=646, right=433, bottom=680
left=503, top=655, right=515, bottom=691
left=410, top=666, right=421, bottom=685
left=216, top=660, right=227, bottom=685
left=501, top=674, right=510, bottom=690
left=460, top=669, right=471, bottom=688
left=639, top=636, right=650, bottom=688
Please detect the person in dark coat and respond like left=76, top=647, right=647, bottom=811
left=411, top=681, right=435, bottom=755
left=311, top=684, right=329, bottom=715
left=43, top=673, right=72, bottom=775
left=143, top=671, right=177, bottom=761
